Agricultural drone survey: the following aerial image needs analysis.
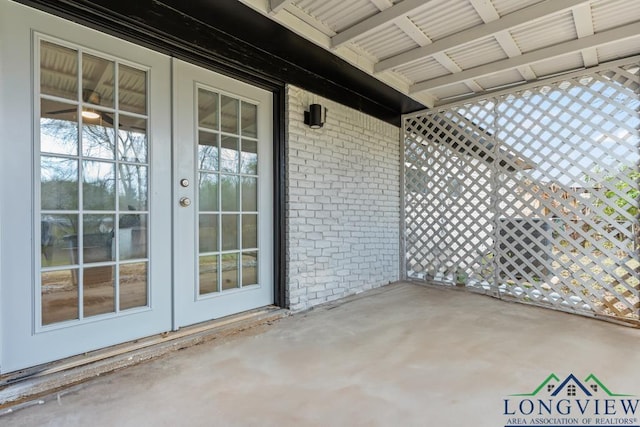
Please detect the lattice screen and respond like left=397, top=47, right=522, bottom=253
left=403, top=61, right=640, bottom=325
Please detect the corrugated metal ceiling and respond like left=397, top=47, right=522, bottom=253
left=241, top=0, right=640, bottom=108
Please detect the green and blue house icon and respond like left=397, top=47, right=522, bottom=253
left=511, top=373, right=634, bottom=398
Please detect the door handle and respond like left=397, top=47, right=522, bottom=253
left=179, top=197, right=191, bottom=207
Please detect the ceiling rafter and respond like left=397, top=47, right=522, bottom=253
left=410, top=21, right=640, bottom=94
left=470, top=0, right=538, bottom=83
left=572, top=3, right=598, bottom=67
left=369, top=0, right=393, bottom=12
left=331, top=0, right=432, bottom=49
left=269, top=0, right=293, bottom=14
left=374, top=0, right=590, bottom=73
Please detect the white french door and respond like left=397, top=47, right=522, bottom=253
left=173, top=60, right=273, bottom=327
left=0, top=3, right=273, bottom=373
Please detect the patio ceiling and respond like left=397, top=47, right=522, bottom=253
left=240, top=0, right=640, bottom=108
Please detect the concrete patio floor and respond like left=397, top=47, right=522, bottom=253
left=2, top=282, right=639, bottom=426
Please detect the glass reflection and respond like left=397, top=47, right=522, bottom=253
left=221, top=253, right=239, bottom=290
left=40, top=41, right=78, bottom=100
left=120, top=262, right=148, bottom=310
left=221, top=95, right=239, bottom=134
left=198, top=131, right=218, bottom=171
left=221, top=175, right=239, bottom=211
left=119, top=164, right=148, bottom=210
left=83, top=117, right=115, bottom=159
left=82, top=53, right=115, bottom=108
left=199, top=214, right=219, bottom=253
left=199, top=173, right=218, bottom=212
left=220, top=136, right=239, bottom=173
left=83, top=214, right=114, bottom=264
left=242, top=177, right=257, bottom=212
left=242, top=251, right=258, bottom=286
left=40, top=99, right=78, bottom=156
left=241, top=102, right=257, bottom=138
left=119, top=214, right=147, bottom=260
left=83, top=161, right=116, bottom=210
left=221, top=214, right=239, bottom=251
left=41, top=269, right=78, bottom=325
left=199, top=255, right=219, bottom=295
left=41, top=214, right=77, bottom=267
left=83, top=266, right=115, bottom=317
left=198, top=89, right=219, bottom=130
left=242, top=214, right=258, bottom=249
left=119, top=65, right=147, bottom=115
left=241, top=140, right=258, bottom=175
left=41, top=156, right=79, bottom=210
left=118, top=115, right=147, bottom=162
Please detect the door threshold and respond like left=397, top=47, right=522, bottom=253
left=0, top=307, right=288, bottom=410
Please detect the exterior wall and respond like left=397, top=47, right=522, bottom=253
left=285, top=85, right=400, bottom=311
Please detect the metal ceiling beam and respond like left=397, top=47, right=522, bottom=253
left=410, top=22, right=640, bottom=94
left=572, top=3, right=599, bottom=67
left=375, top=0, right=590, bottom=73
left=331, top=0, right=431, bottom=48
left=269, top=0, right=293, bottom=14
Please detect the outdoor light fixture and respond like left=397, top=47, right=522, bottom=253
left=304, top=103, right=325, bottom=129
left=81, top=108, right=100, bottom=120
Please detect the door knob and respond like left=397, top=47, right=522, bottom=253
left=180, top=178, right=190, bottom=187
left=179, top=197, right=191, bottom=207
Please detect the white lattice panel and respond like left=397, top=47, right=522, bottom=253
left=403, top=61, right=640, bottom=324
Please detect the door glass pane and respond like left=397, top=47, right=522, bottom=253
left=39, top=40, right=150, bottom=326
left=242, top=214, right=257, bottom=249
left=41, top=269, right=78, bottom=325
left=242, top=251, right=258, bottom=286
left=82, top=53, right=115, bottom=108
left=220, top=136, right=239, bottom=173
left=119, top=214, right=147, bottom=260
left=119, top=164, right=148, bottom=210
left=41, top=156, right=79, bottom=210
left=83, top=161, right=116, bottom=210
left=120, top=262, right=148, bottom=310
left=83, top=266, right=115, bottom=317
left=199, top=214, right=219, bottom=253
left=241, top=177, right=257, bottom=212
left=118, top=115, right=147, bottom=162
left=40, top=99, right=79, bottom=156
left=41, top=214, right=77, bottom=267
left=220, top=95, right=238, bottom=134
left=82, top=118, right=115, bottom=159
left=83, top=214, right=114, bottom=263
left=241, top=102, right=257, bottom=138
left=199, top=173, right=218, bottom=212
left=198, top=89, right=218, bottom=130
left=221, top=253, right=239, bottom=290
left=40, top=41, right=78, bottom=100
left=198, top=131, right=218, bottom=171
left=199, top=255, right=219, bottom=295
left=221, top=214, right=239, bottom=251
left=221, top=175, right=239, bottom=211
left=119, top=64, right=147, bottom=115
left=240, top=140, right=257, bottom=175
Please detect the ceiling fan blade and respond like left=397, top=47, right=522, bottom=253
left=100, top=112, right=114, bottom=125
left=46, top=108, right=76, bottom=115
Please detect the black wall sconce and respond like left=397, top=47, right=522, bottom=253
left=304, top=104, right=326, bottom=129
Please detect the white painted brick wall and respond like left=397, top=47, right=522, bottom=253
left=286, top=85, right=400, bottom=311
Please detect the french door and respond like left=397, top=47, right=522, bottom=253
left=173, top=60, right=273, bottom=327
left=0, top=2, right=273, bottom=373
